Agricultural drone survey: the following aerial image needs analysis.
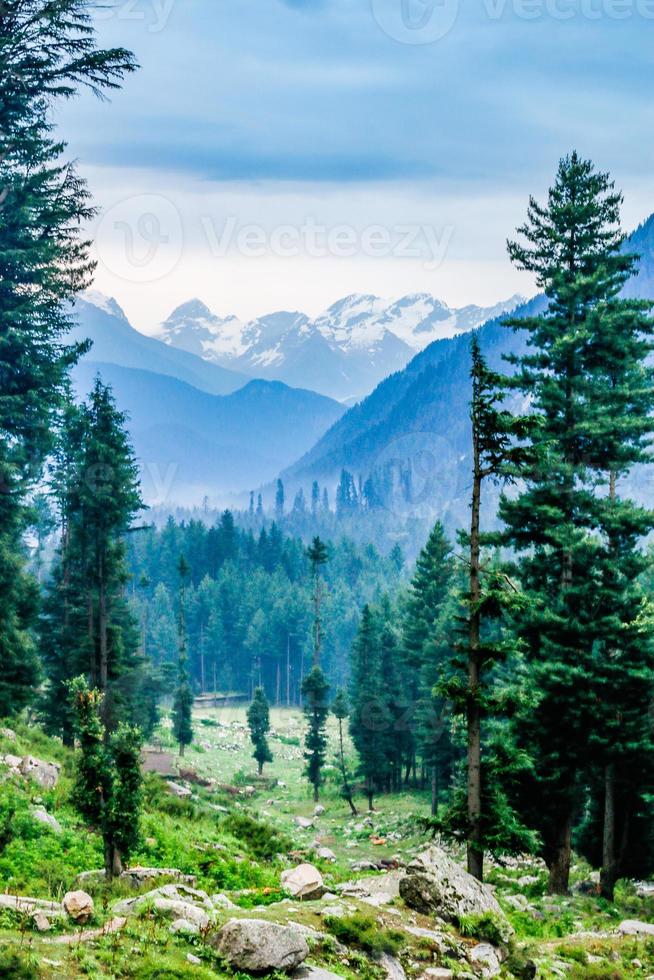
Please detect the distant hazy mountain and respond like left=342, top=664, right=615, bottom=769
left=281, top=213, right=654, bottom=535
left=157, top=293, right=525, bottom=401
left=73, top=360, right=346, bottom=506
left=70, top=293, right=249, bottom=397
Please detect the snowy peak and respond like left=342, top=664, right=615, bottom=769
left=79, top=289, right=129, bottom=322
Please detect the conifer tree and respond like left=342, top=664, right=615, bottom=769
left=69, top=676, right=143, bottom=881
left=332, top=689, right=358, bottom=815
left=0, top=0, right=135, bottom=715
left=307, top=537, right=328, bottom=666
left=350, top=605, right=389, bottom=810
left=247, top=687, right=273, bottom=775
left=172, top=555, right=194, bottom=756
left=302, top=666, right=330, bottom=802
left=501, top=152, right=653, bottom=893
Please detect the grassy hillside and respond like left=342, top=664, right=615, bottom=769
left=2, top=711, right=654, bottom=979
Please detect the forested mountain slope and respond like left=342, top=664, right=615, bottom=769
left=283, top=214, right=654, bottom=531
left=73, top=361, right=345, bottom=504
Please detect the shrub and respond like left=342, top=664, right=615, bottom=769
left=220, top=812, right=292, bottom=861
left=458, top=911, right=513, bottom=946
left=0, top=948, right=38, bottom=980
left=325, top=913, right=404, bottom=956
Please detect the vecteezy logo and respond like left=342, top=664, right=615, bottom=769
left=371, top=0, right=460, bottom=44
left=369, top=431, right=458, bottom=519
left=95, top=194, right=183, bottom=284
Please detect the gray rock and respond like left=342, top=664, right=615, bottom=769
left=295, top=816, right=314, bottom=830
left=281, top=863, right=324, bottom=900
left=399, top=846, right=507, bottom=926
left=316, top=846, right=336, bottom=862
left=187, top=953, right=201, bottom=965
left=619, top=920, right=654, bottom=936
left=31, top=806, right=62, bottom=834
left=1, top=753, right=22, bottom=770
left=0, top=727, right=16, bottom=741
left=170, top=918, right=200, bottom=936
left=211, top=893, right=238, bottom=909
left=503, top=893, right=529, bottom=912
left=31, top=911, right=52, bottom=932
left=211, top=918, right=309, bottom=972
left=0, top=895, right=62, bottom=914
left=114, top=884, right=212, bottom=928
left=468, top=944, right=501, bottom=978
left=421, top=970, right=454, bottom=979
left=19, top=755, right=60, bottom=789
left=292, top=969, right=347, bottom=980
left=63, top=890, right=94, bottom=924
left=166, top=780, right=192, bottom=798
left=314, top=805, right=326, bottom=816
left=377, top=953, right=406, bottom=979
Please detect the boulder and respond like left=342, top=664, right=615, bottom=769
left=295, top=816, right=314, bottom=830
left=469, top=943, right=501, bottom=978
left=166, top=780, right=192, bottom=798
left=281, top=863, right=324, bottom=900
left=1, top=753, right=22, bottom=770
left=31, top=911, right=52, bottom=932
left=316, top=847, right=336, bottom=862
left=292, top=969, right=350, bottom=980
left=421, top=970, right=454, bottom=979
left=211, top=893, right=238, bottom=909
left=0, top=895, right=62, bottom=914
left=31, top=806, right=62, bottom=834
left=187, top=953, right=201, bottom=965
left=314, top=805, right=326, bottom=816
left=114, top=884, right=213, bottom=927
left=63, top=891, right=94, bottom=924
left=0, top=727, right=16, bottom=741
left=170, top=918, right=200, bottom=936
left=19, top=755, right=60, bottom=789
left=619, top=920, right=654, bottom=936
left=378, top=953, right=406, bottom=979
left=399, top=846, right=505, bottom=924
left=211, top=918, right=309, bottom=972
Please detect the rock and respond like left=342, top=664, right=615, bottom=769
left=351, top=860, right=379, bottom=872
left=153, top=899, right=209, bottom=928
left=113, top=884, right=212, bottom=928
left=321, top=904, right=346, bottom=917
left=187, top=953, right=201, bottom=965
left=31, top=911, right=52, bottom=932
left=211, top=893, right=238, bottom=909
left=63, top=891, right=94, bottom=924
left=399, top=846, right=506, bottom=925
left=421, top=971, right=454, bottom=979
left=0, top=895, right=62, bottom=914
left=19, top=755, right=60, bottom=789
left=50, top=916, right=127, bottom=946
left=619, top=919, right=654, bottom=936
left=170, top=918, right=200, bottom=936
left=378, top=953, right=406, bottom=979
left=0, top=727, right=16, bottom=741
left=76, top=866, right=196, bottom=890
left=211, top=918, right=309, bottom=972
left=503, top=893, right=529, bottom=912
left=469, top=944, right=501, bottom=978
left=292, top=969, right=347, bottom=980
left=295, top=816, right=314, bottom=830
left=1, top=753, right=22, bottom=770
left=166, top=780, right=192, bottom=798
left=30, top=806, right=62, bottom=834
left=281, top=863, right=324, bottom=900
left=316, top=846, right=336, bottom=862
left=314, top=805, right=326, bottom=816
left=635, top=881, right=654, bottom=898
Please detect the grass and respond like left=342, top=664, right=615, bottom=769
left=324, top=912, right=405, bottom=956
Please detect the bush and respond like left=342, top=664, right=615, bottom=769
left=325, top=913, right=404, bottom=956
left=0, top=948, right=38, bottom=980
left=220, top=813, right=292, bottom=861
left=458, top=911, right=513, bottom=946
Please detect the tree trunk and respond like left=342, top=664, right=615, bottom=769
left=600, top=763, right=617, bottom=900
left=547, top=816, right=573, bottom=894
left=258, top=760, right=263, bottom=776
left=467, top=447, right=483, bottom=881
left=431, top=765, right=438, bottom=817
left=313, top=784, right=319, bottom=803
left=179, top=742, right=185, bottom=758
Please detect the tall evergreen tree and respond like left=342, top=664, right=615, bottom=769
left=350, top=605, right=389, bottom=810
left=332, top=689, right=358, bottom=815
left=247, top=687, right=273, bottom=776
left=172, top=555, right=193, bottom=757
left=501, top=152, right=652, bottom=893
left=302, top=666, right=330, bottom=802
left=307, top=537, right=328, bottom=667
left=0, top=0, right=135, bottom=715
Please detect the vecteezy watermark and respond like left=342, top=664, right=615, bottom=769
left=95, top=194, right=184, bottom=284
left=367, top=431, right=459, bottom=519
left=93, top=0, right=176, bottom=34
left=201, top=215, right=454, bottom=272
left=371, top=0, right=654, bottom=44
left=371, top=0, right=460, bottom=44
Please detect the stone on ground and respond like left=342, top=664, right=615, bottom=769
left=211, top=918, right=309, bottom=972
left=281, top=863, right=324, bottom=900
left=316, top=846, right=336, bottom=861
left=19, top=755, right=61, bottom=789
left=468, top=943, right=501, bottom=977
left=292, top=968, right=348, bottom=979
left=619, top=920, right=654, bottom=936
left=31, top=806, right=62, bottom=834
left=63, top=890, right=94, bottom=924
left=399, top=846, right=506, bottom=925
left=170, top=918, right=200, bottom=936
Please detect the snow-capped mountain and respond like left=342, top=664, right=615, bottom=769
left=158, top=292, right=525, bottom=401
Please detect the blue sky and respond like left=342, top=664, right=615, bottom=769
left=60, top=0, right=654, bottom=331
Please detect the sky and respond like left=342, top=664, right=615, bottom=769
left=58, top=0, right=654, bottom=333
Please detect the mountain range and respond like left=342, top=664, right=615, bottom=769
left=281, top=212, right=654, bottom=536
left=69, top=296, right=345, bottom=504
left=157, top=293, right=525, bottom=402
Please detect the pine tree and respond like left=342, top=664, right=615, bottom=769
left=69, top=675, right=143, bottom=882
left=275, top=479, right=285, bottom=520
left=172, top=555, right=193, bottom=756
left=350, top=605, right=389, bottom=810
left=307, top=537, right=328, bottom=667
left=302, top=666, right=330, bottom=802
left=501, top=152, right=652, bottom=893
left=332, top=689, right=358, bottom=815
left=0, top=0, right=135, bottom=715
left=247, top=687, right=273, bottom=775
